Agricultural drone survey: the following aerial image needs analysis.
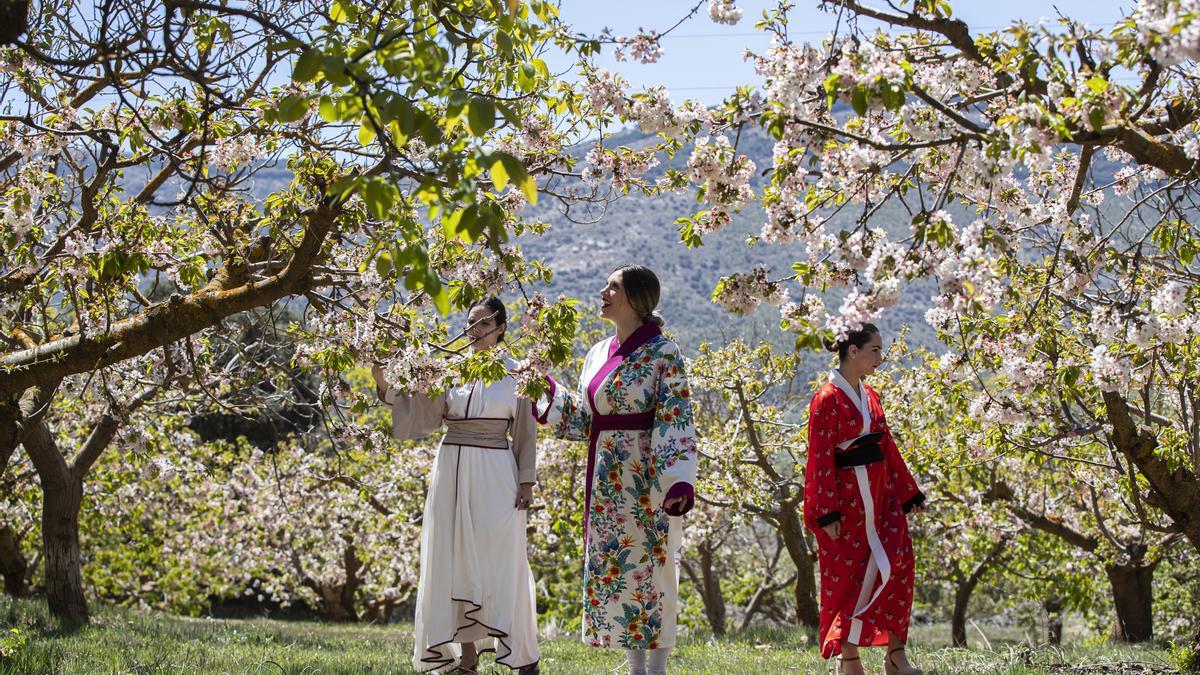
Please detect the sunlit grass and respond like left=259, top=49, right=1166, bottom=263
left=0, top=597, right=1181, bottom=674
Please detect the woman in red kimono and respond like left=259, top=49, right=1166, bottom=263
left=803, top=323, right=926, bottom=675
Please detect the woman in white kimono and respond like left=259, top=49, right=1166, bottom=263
left=533, top=265, right=697, bottom=675
left=372, top=298, right=540, bottom=675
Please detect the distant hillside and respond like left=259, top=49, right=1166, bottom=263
left=519, top=124, right=941, bottom=376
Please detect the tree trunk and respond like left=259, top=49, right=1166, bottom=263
left=779, top=505, right=820, bottom=629
left=0, top=0, right=30, bottom=45
left=1105, top=561, right=1156, bottom=642
left=22, top=419, right=89, bottom=623
left=1103, top=392, right=1200, bottom=552
left=951, top=537, right=1008, bottom=648
left=697, top=541, right=726, bottom=636
left=42, top=472, right=87, bottom=623
left=0, top=524, right=29, bottom=597
left=1044, top=597, right=1063, bottom=645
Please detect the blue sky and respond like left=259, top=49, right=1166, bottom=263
left=547, top=1, right=1137, bottom=105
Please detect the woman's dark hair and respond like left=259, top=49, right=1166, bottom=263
left=468, top=297, right=507, bottom=342
left=614, top=264, right=664, bottom=327
left=825, top=323, right=880, bottom=361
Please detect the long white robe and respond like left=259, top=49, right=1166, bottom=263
left=387, top=368, right=539, bottom=672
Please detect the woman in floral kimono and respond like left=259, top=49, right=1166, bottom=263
left=534, top=265, right=697, bottom=675
left=373, top=298, right=540, bottom=675
left=803, top=323, right=926, bottom=675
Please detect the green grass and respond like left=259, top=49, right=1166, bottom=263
left=0, top=597, right=1182, bottom=674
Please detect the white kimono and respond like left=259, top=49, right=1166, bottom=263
left=387, top=364, right=539, bottom=672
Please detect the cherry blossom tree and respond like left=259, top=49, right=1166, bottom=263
left=688, top=338, right=821, bottom=630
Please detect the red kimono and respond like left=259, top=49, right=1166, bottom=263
left=803, top=370, right=925, bottom=659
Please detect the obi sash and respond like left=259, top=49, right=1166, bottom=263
left=442, top=417, right=510, bottom=450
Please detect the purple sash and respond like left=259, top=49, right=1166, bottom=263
left=582, top=323, right=662, bottom=539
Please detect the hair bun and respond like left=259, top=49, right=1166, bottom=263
left=646, top=311, right=665, bottom=328
left=823, top=337, right=841, bottom=353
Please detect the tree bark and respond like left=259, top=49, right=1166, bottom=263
left=779, top=504, right=820, bottom=629
left=682, top=540, right=727, bottom=636
left=41, top=472, right=87, bottom=623
left=0, top=0, right=29, bottom=45
left=0, top=524, right=29, bottom=597
left=21, top=419, right=90, bottom=623
left=0, top=201, right=336, bottom=399
left=951, top=537, right=1008, bottom=648
left=1044, top=597, right=1063, bottom=646
left=697, top=541, right=726, bottom=636
left=1105, top=560, right=1156, bottom=643
left=1103, top=392, right=1200, bottom=551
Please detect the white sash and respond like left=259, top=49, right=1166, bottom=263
left=828, top=370, right=891, bottom=643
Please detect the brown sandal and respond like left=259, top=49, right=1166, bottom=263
left=838, top=654, right=862, bottom=675
left=884, top=647, right=924, bottom=675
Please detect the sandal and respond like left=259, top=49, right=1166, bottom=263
left=838, top=654, right=863, bottom=675
left=884, top=647, right=923, bottom=675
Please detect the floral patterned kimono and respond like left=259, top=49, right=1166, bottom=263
left=534, top=322, right=697, bottom=650
left=803, top=369, right=925, bottom=660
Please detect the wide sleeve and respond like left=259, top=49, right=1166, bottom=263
left=653, top=342, right=698, bottom=516
left=511, top=396, right=538, bottom=484
left=803, top=391, right=841, bottom=532
left=880, top=413, right=924, bottom=513
left=385, top=388, right=446, bottom=440
left=531, top=376, right=592, bottom=442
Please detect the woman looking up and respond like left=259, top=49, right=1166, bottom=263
left=533, top=265, right=698, bottom=675
left=373, top=298, right=540, bottom=674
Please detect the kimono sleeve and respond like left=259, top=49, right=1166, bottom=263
left=511, top=396, right=538, bottom=484
left=531, top=377, right=592, bottom=442
left=385, top=388, right=446, bottom=440
left=803, top=391, right=841, bottom=531
left=653, top=341, right=697, bottom=516
left=880, top=416, right=925, bottom=513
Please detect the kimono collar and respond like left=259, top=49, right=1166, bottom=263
left=608, top=322, right=663, bottom=359
left=829, top=369, right=871, bottom=436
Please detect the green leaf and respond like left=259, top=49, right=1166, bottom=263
left=823, top=73, right=841, bottom=109
left=499, top=154, right=536, bottom=204
left=851, top=87, right=868, bottom=116
left=318, top=96, right=338, bottom=122
left=1088, top=107, right=1105, bottom=131
left=275, top=95, right=308, bottom=123
left=292, top=50, right=320, bottom=82
left=489, top=156, right=510, bottom=191
left=1085, top=76, right=1109, bottom=94
left=358, top=119, right=378, bottom=146
left=363, top=179, right=393, bottom=220
left=329, top=0, right=354, bottom=23
left=467, top=98, right=495, bottom=137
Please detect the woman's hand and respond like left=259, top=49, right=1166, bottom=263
left=663, top=494, right=688, bottom=513
left=514, top=482, right=534, bottom=510
left=370, top=363, right=389, bottom=401
left=822, top=520, right=842, bottom=539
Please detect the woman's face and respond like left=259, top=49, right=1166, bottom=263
left=466, top=304, right=503, bottom=352
left=846, top=332, right=885, bottom=376
left=599, top=271, right=637, bottom=323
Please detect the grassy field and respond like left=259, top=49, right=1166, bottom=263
left=0, top=597, right=1184, bottom=674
